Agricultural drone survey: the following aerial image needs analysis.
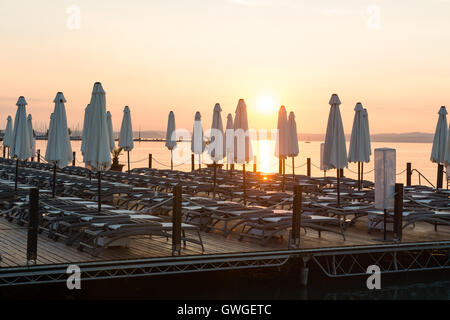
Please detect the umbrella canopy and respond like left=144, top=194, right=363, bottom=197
left=45, top=92, right=73, bottom=168
left=10, top=96, right=31, bottom=160
left=81, top=104, right=91, bottom=158
left=225, top=113, right=234, bottom=164
left=191, top=111, right=205, bottom=155
left=363, top=108, right=372, bottom=159
left=431, top=106, right=448, bottom=164
left=209, top=103, right=225, bottom=162
left=106, top=111, right=115, bottom=152
left=165, top=111, right=177, bottom=151
left=274, top=105, right=289, bottom=159
left=83, top=82, right=111, bottom=171
left=45, top=113, right=54, bottom=161
left=27, top=114, right=36, bottom=158
left=234, top=99, right=252, bottom=164
left=286, top=112, right=299, bottom=157
left=323, top=94, right=348, bottom=170
left=348, top=103, right=371, bottom=163
left=3, top=116, right=13, bottom=149
left=118, top=106, right=134, bottom=151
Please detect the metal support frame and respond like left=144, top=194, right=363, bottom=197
left=0, top=252, right=290, bottom=287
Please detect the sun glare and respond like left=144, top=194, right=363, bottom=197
left=257, top=95, right=276, bottom=114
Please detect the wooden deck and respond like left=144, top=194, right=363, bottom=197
left=1, top=216, right=449, bottom=268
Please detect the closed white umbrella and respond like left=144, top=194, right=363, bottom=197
left=191, top=111, right=205, bottom=170
left=209, top=104, right=225, bottom=197
left=84, top=82, right=111, bottom=211
left=81, top=104, right=91, bottom=159
left=165, top=111, right=177, bottom=170
left=225, top=113, right=234, bottom=170
left=323, top=94, right=347, bottom=206
left=106, top=111, right=115, bottom=152
left=119, top=106, right=134, bottom=173
left=27, top=114, right=36, bottom=159
left=287, top=111, right=299, bottom=181
left=275, top=105, right=289, bottom=190
left=45, top=92, right=73, bottom=197
left=348, top=102, right=371, bottom=190
left=10, top=96, right=31, bottom=191
left=431, top=106, right=448, bottom=188
left=44, top=113, right=54, bottom=161
left=3, top=116, right=13, bottom=158
left=234, top=99, right=252, bottom=204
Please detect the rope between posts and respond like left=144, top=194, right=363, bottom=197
left=152, top=156, right=185, bottom=168
left=396, top=169, right=406, bottom=175
left=285, top=162, right=307, bottom=169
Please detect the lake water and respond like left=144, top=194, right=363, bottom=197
left=34, top=140, right=441, bottom=187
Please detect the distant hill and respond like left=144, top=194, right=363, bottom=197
left=300, top=132, right=434, bottom=143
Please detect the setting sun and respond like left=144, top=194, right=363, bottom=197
left=257, top=95, right=276, bottom=114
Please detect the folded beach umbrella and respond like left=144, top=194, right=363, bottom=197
left=209, top=104, right=225, bottom=197
left=287, top=111, right=299, bottom=181
left=45, top=92, right=73, bottom=197
left=81, top=104, right=91, bottom=159
left=84, top=82, right=111, bottom=211
left=275, top=106, right=289, bottom=190
left=234, top=99, right=252, bottom=204
left=323, top=94, right=347, bottom=206
left=10, top=96, right=31, bottom=191
left=225, top=113, right=234, bottom=170
left=431, top=106, right=448, bottom=189
left=119, top=106, right=134, bottom=173
left=165, top=111, right=177, bottom=170
left=44, top=113, right=54, bottom=161
left=106, top=111, right=115, bottom=152
left=3, top=116, right=13, bottom=158
left=27, top=114, right=36, bottom=159
left=348, top=102, right=371, bottom=190
left=191, top=111, right=205, bottom=170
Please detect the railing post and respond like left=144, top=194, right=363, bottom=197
left=291, top=185, right=302, bottom=248
left=307, top=158, right=311, bottom=177
left=37, top=149, right=40, bottom=163
left=437, top=164, right=444, bottom=189
left=148, top=153, right=152, bottom=169
left=191, top=154, right=195, bottom=171
left=72, top=151, right=76, bottom=166
left=406, top=162, right=412, bottom=186
left=394, top=183, right=403, bottom=241
left=172, top=185, right=182, bottom=256
left=27, top=188, right=40, bottom=264
left=279, top=158, right=282, bottom=174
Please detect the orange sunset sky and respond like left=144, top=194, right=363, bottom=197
left=1, top=0, right=450, bottom=134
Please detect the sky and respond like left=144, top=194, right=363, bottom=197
left=1, top=0, right=450, bottom=134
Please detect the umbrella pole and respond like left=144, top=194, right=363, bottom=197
left=127, top=150, right=130, bottom=174
left=98, top=171, right=102, bottom=212
left=292, top=157, right=295, bottom=182
left=337, top=168, right=340, bottom=207
left=171, top=150, right=173, bottom=170
left=361, top=162, right=364, bottom=189
left=243, top=164, right=246, bottom=205
left=15, top=159, right=19, bottom=192
left=52, top=162, right=57, bottom=198
left=199, top=155, right=201, bottom=170
left=358, top=162, right=361, bottom=191
left=213, top=162, right=217, bottom=198
left=282, top=158, right=286, bottom=192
